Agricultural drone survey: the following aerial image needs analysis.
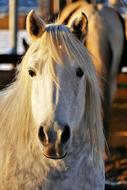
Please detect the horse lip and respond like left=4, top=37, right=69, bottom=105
left=43, top=152, right=67, bottom=160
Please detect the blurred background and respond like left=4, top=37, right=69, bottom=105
left=0, top=0, right=127, bottom=54
left=0, top=0, right=127, bottom=189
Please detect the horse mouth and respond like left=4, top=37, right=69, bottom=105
left=43, top=152, right=67, bottom=160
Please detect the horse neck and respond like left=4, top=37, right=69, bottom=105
left=86, top=12, right=108, bottom=75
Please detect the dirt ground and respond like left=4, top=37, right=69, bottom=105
left=105, top=75, right=127, bottom=190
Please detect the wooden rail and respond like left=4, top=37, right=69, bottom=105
left=0, top=54, right=23, bottom=90
left=0, top=54, right=23, bottom=65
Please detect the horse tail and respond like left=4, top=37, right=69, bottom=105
left=22, top=38, right=29, bottom=52
left=117, top=14, right=127, bottom=72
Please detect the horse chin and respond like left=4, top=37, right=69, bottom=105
left=42, top=152, right=67, bottom=160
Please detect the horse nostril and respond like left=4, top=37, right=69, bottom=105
left=61, top=125, right=71, bottom=144
left=38, top=126, right=47, bottom=145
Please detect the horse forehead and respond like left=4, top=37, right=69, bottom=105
left=53, top=59, right=77, bottom=84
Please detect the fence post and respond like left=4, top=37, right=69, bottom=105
left=9, top=0, right=18, bottom=54
left=50, top=0, right=60, bottom=14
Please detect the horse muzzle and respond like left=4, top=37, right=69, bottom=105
left=38, top=123, right=71, bottom=160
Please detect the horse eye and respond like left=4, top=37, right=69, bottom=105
left=28, top=69, right=36, bottom=77
left=76, top=68, right=84, bottom=78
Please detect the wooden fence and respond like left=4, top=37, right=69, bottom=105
left=0, top=54, right=22, bottom=90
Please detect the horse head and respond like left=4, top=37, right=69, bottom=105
left=25, top=11, right=91, bottom=160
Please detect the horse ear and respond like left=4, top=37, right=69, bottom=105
left=26, top=10, right=46, bottom=40
left=70, top=13, right=88, bottom=42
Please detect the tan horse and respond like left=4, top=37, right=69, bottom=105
left=0, top=11, right=105, bottom=190
left=58, top=2, right=125, bottom=136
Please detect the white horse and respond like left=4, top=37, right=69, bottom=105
left=0, top=11, right=105, bottom=190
